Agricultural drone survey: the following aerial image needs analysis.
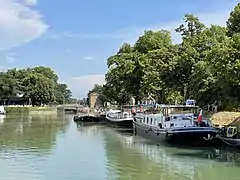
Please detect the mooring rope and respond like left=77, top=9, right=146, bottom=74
left=217, top=134, right=240, bottom=147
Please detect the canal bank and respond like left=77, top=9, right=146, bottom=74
left=4, top=106, right=57, bottom=114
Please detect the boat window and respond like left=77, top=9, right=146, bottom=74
left=143, top=117, right=145, bottom=123
left=165, top=116, right=170, bottom=122
left=147, top=117, right=149, bottom=124
left=150, top=118, right=153, bottom=124
left=159, top=123, right=162, bottom=128
left=227, top=128, right=235, bottom=134
left=183, top=116, right=192, bottom=120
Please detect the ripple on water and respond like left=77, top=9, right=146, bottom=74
left=1, top=116, right=240, bottom=180
left=0, top=151, right=46, bottom=180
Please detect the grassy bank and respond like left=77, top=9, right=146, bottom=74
left=5, top=106, right=56, bottom=113
left=28, top=107, right=56, bottom=111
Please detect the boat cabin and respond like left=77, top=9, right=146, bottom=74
left=135, top=104, right=212, bottom=129
left=121, top=105, right=137, bottom=112
left=137, top=104, right=199, bottom=116
left=185, top=99, right=196, bottom=106
left=107, top=109, right=132, bottom=119
left=164, top=113, right=196, bottom=128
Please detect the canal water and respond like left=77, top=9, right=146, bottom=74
left=0, top=114, right=239, bottom=180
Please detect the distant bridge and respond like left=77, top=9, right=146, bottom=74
left=57, top=104, right=88, bottom=113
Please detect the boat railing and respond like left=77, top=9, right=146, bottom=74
left=107, top=112, right=132, bottom=119
left=135, top=104, right=198, bottom=115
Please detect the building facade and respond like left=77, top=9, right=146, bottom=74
left=88, top=92, right=99, bottom=108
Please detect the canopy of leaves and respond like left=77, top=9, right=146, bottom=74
left=227, top=3, right=240, bottom=35
left=0, top=66, right=72, bottom=106
left=90, top=3, right=240, bottom=110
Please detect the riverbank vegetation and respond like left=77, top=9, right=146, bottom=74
left=0, top=66, right=72, bottom=106
left=4, top=106, right=57, bottom=114
left=92, top=3, right=240, bottom=111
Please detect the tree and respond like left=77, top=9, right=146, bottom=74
left=134, top=30, right=172, bottom=53
left=175, top=14, right=205, bottom=39
left=101, top=3, right=240, bottom=110
left=227, top=3, right=240, bottom=35
left=56, top=83, right=72, bottom=104
left=32, top=66, right=58, bottom=83
left=0, top=66, right=72, bottom=106
left=105, top=44, right=136, bottom=104
left=22, top=73, right=56, bottom=106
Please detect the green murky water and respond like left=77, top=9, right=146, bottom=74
left=0, top=113, right=239, bottom=180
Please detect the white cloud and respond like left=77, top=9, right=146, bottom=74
left=5, top=52, right=17, bottom=63
left=116, top=9, right=232, bottom=45
left=0, top=0, right=48, bottom=51
left=49, top=31, right=128, bottom=40
left=50, top=9, right=231, bottom=45
left=83, top=56, right=94, bottom=60
left=24, top=0, right=37, bottom=6
left=67, top=74, right=105, bottom=97
left=6, top=56, right=17, bottom=63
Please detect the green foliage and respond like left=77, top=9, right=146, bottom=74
left=165, top=90, right=183, bottom=104
left=28, top=107, right=56, bottom=111
left=100, top=3, right=240, bottom=110
left=4, top=106, right=56, bottom=113
left=227, top=3, right=240, bottom=35
left=0, top=66, right=72, bottom=106
left=5, top=107, right=30, bottom=113
left=55, top=83, right=72, bottom=104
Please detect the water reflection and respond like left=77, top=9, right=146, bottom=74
left=0, top=113, right=70, bottom=180
left=75, top=121, right=103, bottom=136
left=0, top=117, right=239, bottom=180
left=0, top=113, right=69, bottom=153
left=0, top=115, right=5, bottom=125
left=103, top=128, right=240, bottom=180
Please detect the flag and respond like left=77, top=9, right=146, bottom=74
left=197, top=110, right=203, bottom=123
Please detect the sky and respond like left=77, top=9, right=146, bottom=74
left=0, top=0, right=239, bottom=98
